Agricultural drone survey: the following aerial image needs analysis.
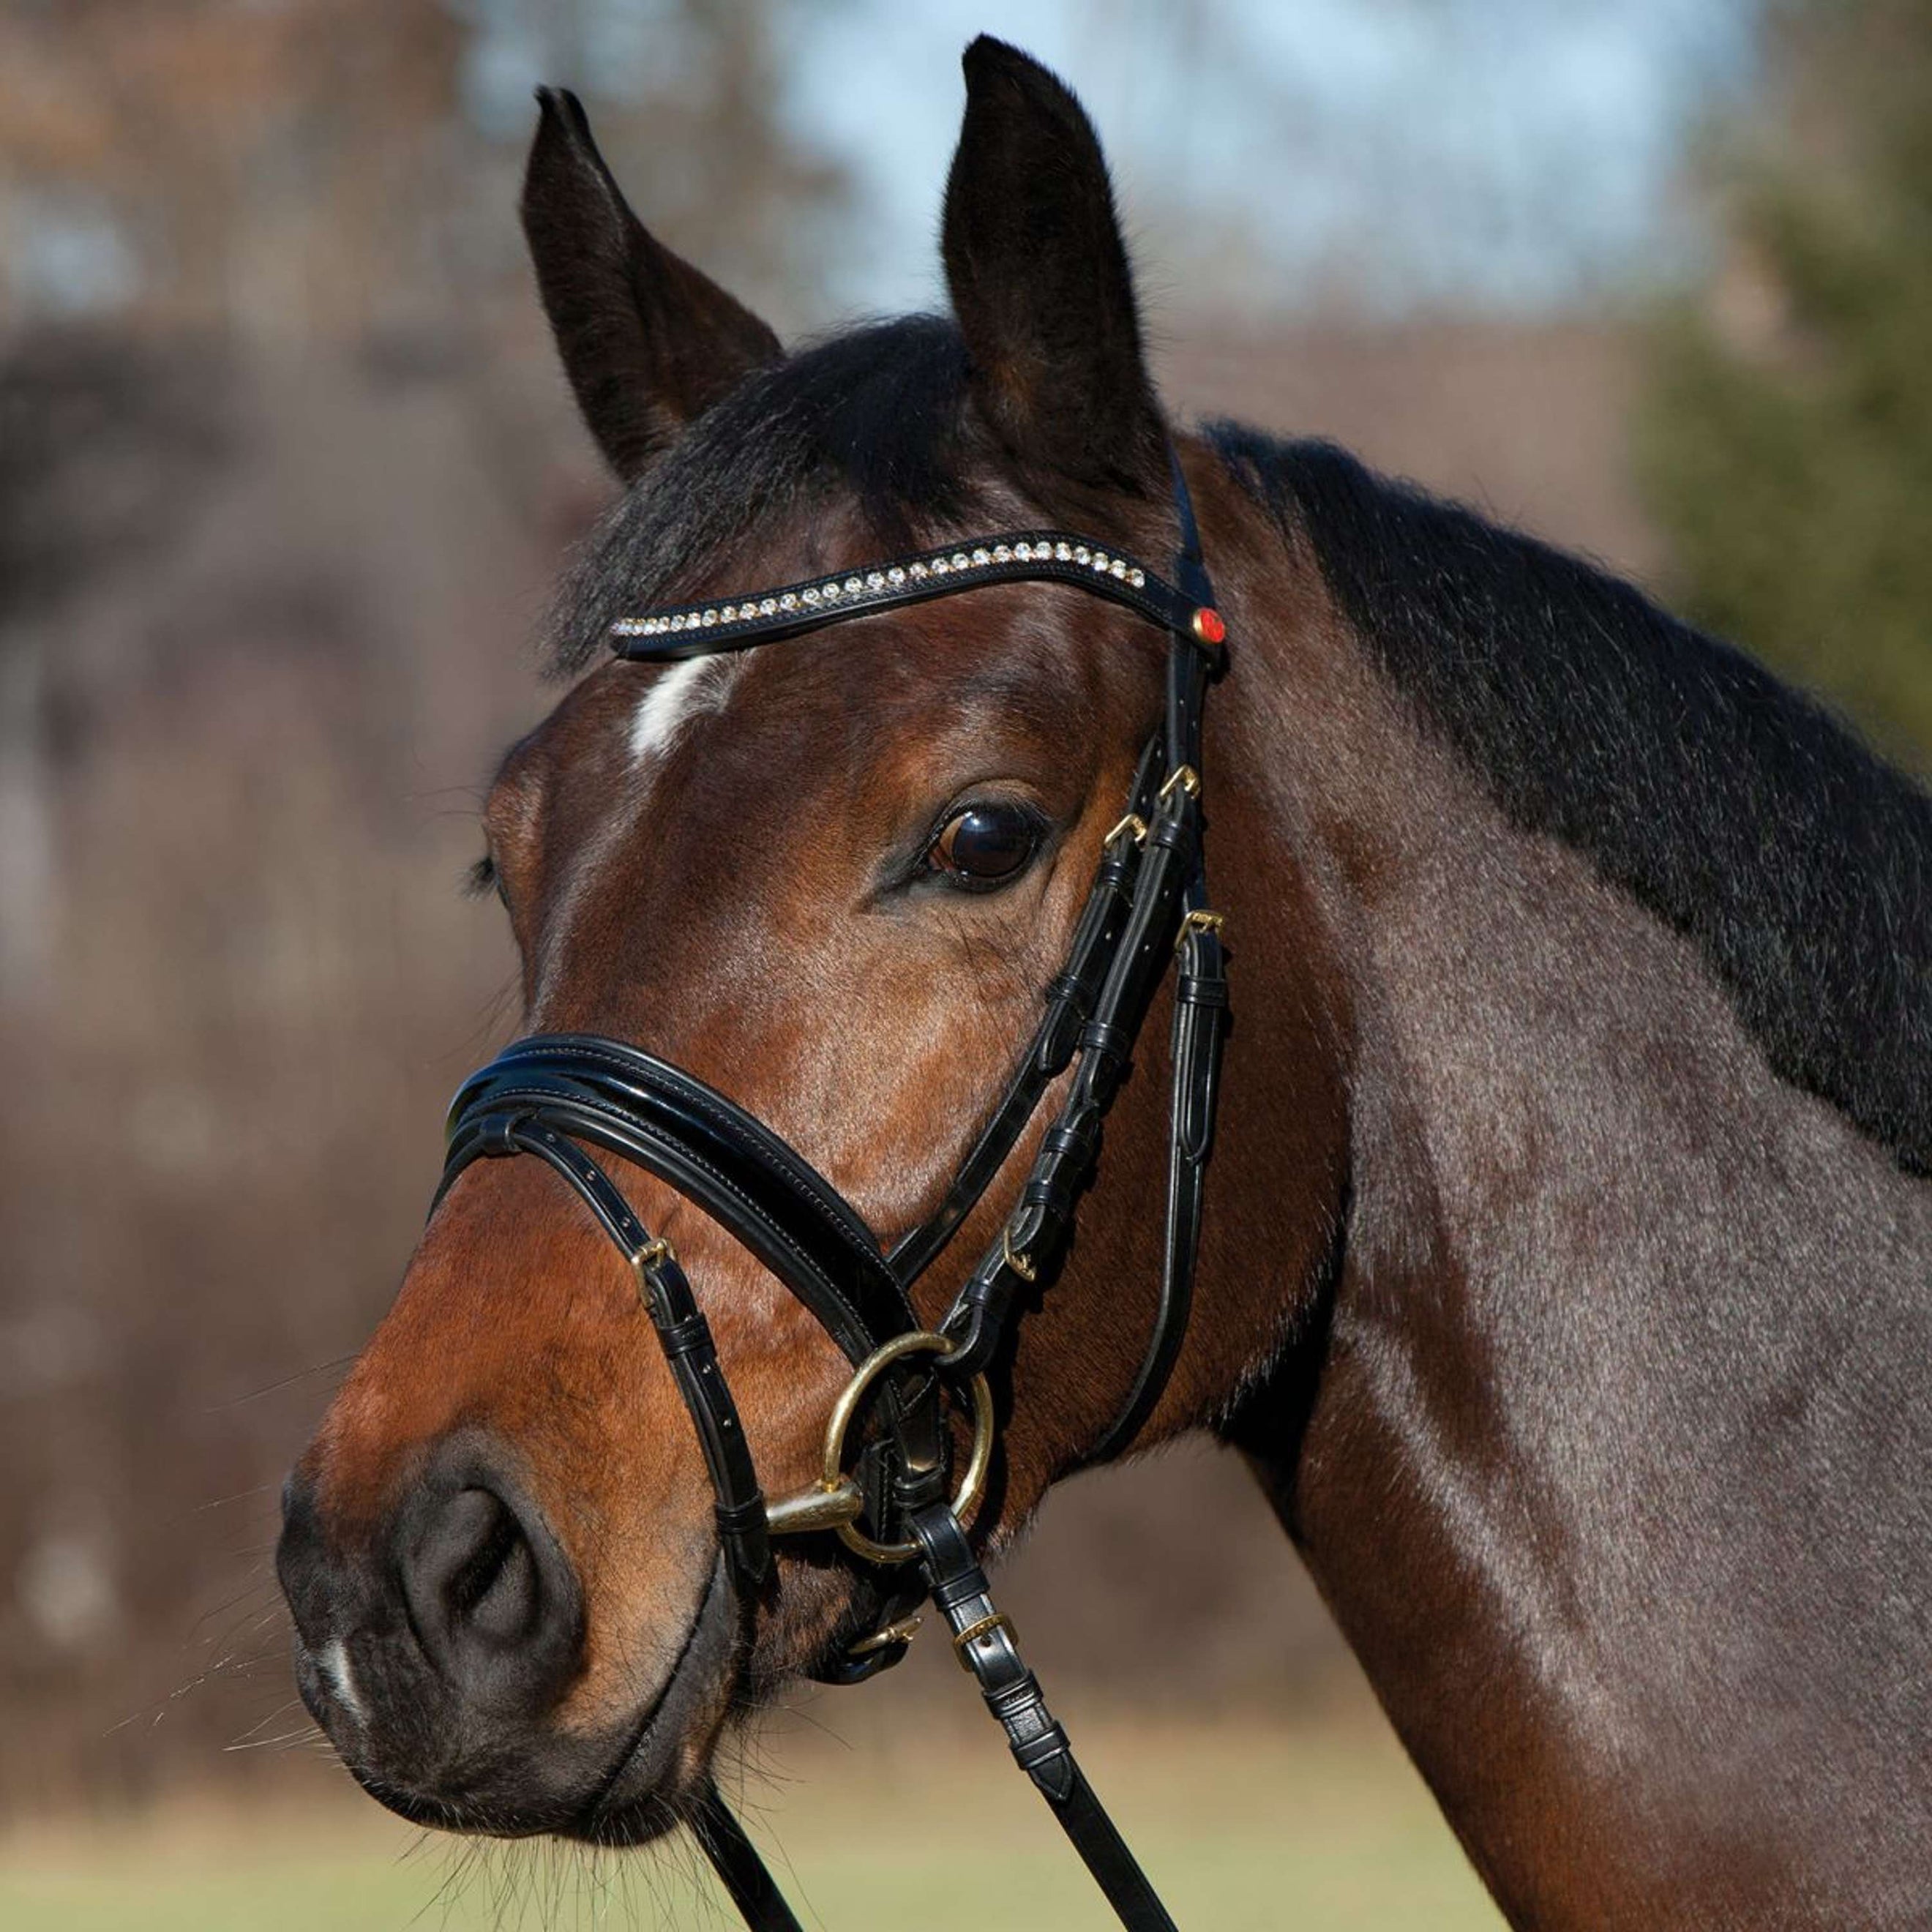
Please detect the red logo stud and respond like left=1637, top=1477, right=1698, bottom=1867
left=1191, top=607, right=1227, bottom=646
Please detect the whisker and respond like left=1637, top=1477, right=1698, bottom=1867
left=205, top=1356, right=359, bottom=1410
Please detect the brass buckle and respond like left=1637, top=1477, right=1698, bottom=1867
left=628, top=1238, right=678, bottom=1307
left=1000, top=1222, right=1036, bottom=1284
left=951, top=1610, right=1016, bottom=1671
left=1104, top=809, right=1148, bottom=849
left=765, top=1330, right=996, bottom=1566
left=1176, top=907, right=1226, bottom=952
left=1158, top=763, right=1201, bottom=804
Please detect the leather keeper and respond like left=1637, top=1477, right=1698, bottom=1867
left=1173, top=935, right=1227, bottom=1164
left=1177, top=972, right=1229, bottom=1008
left=1145, top=807, right=1197, bottom=855
left=712, top=1497, right=771, bottom=1581
left=1012, top=1726, right=1077, bottom=1800
left=655, top=1310, right=713, bottom=1359
left=1078, top=1016, right=1135, bottom=1064
left=1036, top=980, right=1093, bottom=1074
left=1041, top=1117, right=1100, bottom=1164
left=475, top=1110, right=528, bottom=1158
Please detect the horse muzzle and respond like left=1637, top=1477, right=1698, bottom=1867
left=274, top=1426, right=729, bottom=1839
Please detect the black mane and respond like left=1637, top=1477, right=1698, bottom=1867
left=547, top=316, right=976, bottom=674
left=1211, top=425, right=1932, bottom=1176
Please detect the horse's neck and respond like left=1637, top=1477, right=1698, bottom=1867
left=1216, top=531, right=1932, bottom=1929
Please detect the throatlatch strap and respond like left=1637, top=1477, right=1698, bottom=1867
left=1089, top=909, right=1227, bottom=1463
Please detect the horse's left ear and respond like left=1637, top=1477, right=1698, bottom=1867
left=942, top=38, right=1165, bottom=492
left=520, top=88, right=782, bottom=482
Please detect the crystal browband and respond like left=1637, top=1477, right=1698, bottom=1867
left=608, top=529, right=1224, bottom=663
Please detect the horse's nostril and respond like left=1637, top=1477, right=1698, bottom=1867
left=397, top=1448, right=583, bottom=1713
left=427, top=1487, right=539, bottom=1643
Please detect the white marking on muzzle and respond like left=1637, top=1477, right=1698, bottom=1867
left=629, top=656, right=741, bottom=765
left=317, top=1636, right=368, bottom=1726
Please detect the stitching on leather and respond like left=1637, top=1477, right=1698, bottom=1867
left=499, top=1041, right=884, bottom=1257
left=460, top=1079, right=888, bottom=1349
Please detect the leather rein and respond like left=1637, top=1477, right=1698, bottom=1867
left=436, top=452, right=1229, bottom=1931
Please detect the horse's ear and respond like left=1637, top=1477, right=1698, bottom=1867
left=941, top=39, right=1164, bottom=491
left=520, top=89, right=782, bottom=482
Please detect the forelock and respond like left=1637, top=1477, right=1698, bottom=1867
left=542, top=315, right=982, bottom=675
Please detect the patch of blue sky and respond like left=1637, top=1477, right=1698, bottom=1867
left=457, top=0, right=1761, bottom=320
left=788, top=0, right=1761, bottom=318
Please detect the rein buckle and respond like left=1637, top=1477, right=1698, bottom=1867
left=951, top=1609, right=1017, bottom=1670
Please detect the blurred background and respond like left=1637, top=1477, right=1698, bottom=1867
left=1, top=1, right=1925, bottom=1925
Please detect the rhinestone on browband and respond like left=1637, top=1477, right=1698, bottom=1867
left=607, top=529, right=1186, bottom=661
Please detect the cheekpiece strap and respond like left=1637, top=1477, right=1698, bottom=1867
left=609, top=531, right=1217, bottom=661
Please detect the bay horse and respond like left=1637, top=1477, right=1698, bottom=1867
left=276, top=37, right=1932, bottom=1931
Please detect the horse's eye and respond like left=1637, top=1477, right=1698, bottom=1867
left=928, top=802, right=1041, bottom=888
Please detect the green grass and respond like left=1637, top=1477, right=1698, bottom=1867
left=0, top=1715, right=1504, bottom=1931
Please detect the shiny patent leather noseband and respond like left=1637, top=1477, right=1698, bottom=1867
left=438, top=453, right=1229, bottom=1931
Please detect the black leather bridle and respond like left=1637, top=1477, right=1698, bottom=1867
left=435, top=453, right=1229, bottom=1931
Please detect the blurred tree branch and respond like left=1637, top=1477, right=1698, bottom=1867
left=0, top=0, right=850, bottom=342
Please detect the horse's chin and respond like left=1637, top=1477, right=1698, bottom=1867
left=561, top=1557, right=921, bottom=1843
left=566, top=1562, right=741, bottom=1845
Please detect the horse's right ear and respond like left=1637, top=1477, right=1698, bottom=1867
left=941, top=40, right=1164, bottom=493
left=520, top=89, right=782, bottom=483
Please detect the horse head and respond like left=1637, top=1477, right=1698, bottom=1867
left=275, top=39, right=1344, bottom=1852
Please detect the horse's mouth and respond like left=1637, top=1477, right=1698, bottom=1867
left=570, top=1558, right=738, bottom=1845
left=299, top=1557, right=739, bottom=1844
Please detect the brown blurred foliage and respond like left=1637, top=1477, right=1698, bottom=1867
left=0, top=0, right=846, bottom=340
left=1, top=1, right=1656, bottom=1814
left=0, top=1, right=467, bottom=339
